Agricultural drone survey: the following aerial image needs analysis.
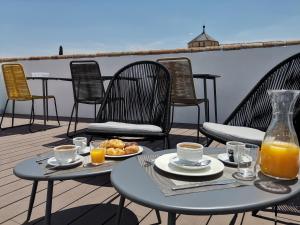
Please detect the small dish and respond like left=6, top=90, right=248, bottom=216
left=47, top=155, right=84, bottom=168
left=217, top=153, right=238, bottom=166
left=169, top=156, right=211, bottom=170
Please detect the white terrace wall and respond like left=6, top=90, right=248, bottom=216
left=1, top=44, right=300, bottom=124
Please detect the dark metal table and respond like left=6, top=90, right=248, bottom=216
left=111, top=148, right=300, bottom=225
left=27, top=77, right=72, bottom=127
left=27, top=76, right=113, bottom=127
left=193, top=74, right=221, bottom=122
left=13, top=146, right=153, bottom=225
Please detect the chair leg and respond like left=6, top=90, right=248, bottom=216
left=29, top=100, right=35, bottom=132
left=67, top=103, right=76, bottom=137
left=12, top=100, right=15, bottom=127
left=0, top=99, right=9, bottom=129
left=53, top=97, right=60, bottom=126
left=196, top=104, right=201, bottom=143
left=74, top=102, right=79, bottom=136
left=94, top=103, right=97, bottom=121
left=171, top=104, right=175, bottom=128
left=163, top=135, right=170, bottom=149
left=205, top=99, right=209, bottom=122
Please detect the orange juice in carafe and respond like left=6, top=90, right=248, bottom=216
left=260, top=141, right=300, bottom=179
left=259, top=90, right=300, bottom=180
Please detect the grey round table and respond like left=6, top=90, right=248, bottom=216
left=13, top=146, right=153, bottom=225
left=111, top=148, right=300, bottom=225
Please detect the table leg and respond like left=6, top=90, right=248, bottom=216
left=167, top=212, right=176, bottom=225
left=203, top=78, right=209, bottom=121
left=155, top=209, right=161, bottom=224
left=45, top=80, right=49, bottom=121
left=274, top=205, right=278, bottom=225
left=115, top=195, right=125, bottom=225
left=213, top=78, right=218, bottom=122
left=42, top=80, right=46, bottom=126
left=26, top=180, right=38, bottom=221
left=45, top=181, right=54, bottom=225
left=240, top=212, right=245, bottom=225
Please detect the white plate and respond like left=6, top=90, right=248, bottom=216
left=105, top=146, right=143, bottom=158
left=78, top=146, right=90, bottom=155
left=47, top=155, right=84, bottom=168
left=154, top=153, right=224, bottom=177
left=169, top=156, right=211, bottom=170
left=217, top=153, right=238, bottom=166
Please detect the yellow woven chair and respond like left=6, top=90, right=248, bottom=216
left=0, top=64, right=60, bottom=130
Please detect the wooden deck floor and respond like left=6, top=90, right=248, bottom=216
left=0, top=116, right=299, bottom=225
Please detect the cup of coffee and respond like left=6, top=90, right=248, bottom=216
left=73, top=137, right=87, bottom=154
left=176, top=142, right=204, bottom=162
left=53, top=145, right=79, bottom=164
left=226, top=141, right=245, bottom=162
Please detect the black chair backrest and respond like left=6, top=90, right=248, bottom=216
left=97, top=61, right=171, bottom=133
left=70, top=60, right=105, bottom=103
left=225, top=53, right=300, bottom=138
left=157, top=57, right=197, bottom=104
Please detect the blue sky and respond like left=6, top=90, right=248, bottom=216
left=0, top=0, right=300, bottom=57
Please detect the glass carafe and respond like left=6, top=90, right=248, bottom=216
left=260, top=90, right=300, bottom=180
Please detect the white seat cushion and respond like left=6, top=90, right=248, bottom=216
left=88, top=121, right=162, bottom=133
left=203, top=122, right=265, bottom=144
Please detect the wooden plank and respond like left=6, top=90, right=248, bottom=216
left=46, top=184, right=117, bottom=224
left=0, top=181, right=48, bottom=209
left=70, top=192, right=122, bottom=225
left=0, top=220, right=20, bottom=225
left=2, top=179, right=87, bottom=224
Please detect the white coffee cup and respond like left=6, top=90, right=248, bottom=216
left=176, top=142, right=204, bottom=162
left=53, top=145, right=79, bottom=164
left=73, top=137, right=87, bottom=153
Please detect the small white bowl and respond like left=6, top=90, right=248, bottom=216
left=176, top=142, right=204, bottom=162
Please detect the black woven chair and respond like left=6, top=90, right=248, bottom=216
left=200, top=52, right=300, bottom=146
left=86, top=61, right=172, bottom=148
left=199, top=52, right=300, bottom=221
left=157, top=57, right=208, bottom=143
left=67, top=61, right=105, bottom=137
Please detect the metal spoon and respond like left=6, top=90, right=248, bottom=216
left=173, top=158, right=211, bottom=167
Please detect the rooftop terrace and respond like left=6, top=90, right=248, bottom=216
left=0, top=116, right=299, bottom=225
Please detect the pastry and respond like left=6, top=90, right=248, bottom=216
left=124, top=145, right=139, bottom=154
left=101, top=139, right=140, bottom=156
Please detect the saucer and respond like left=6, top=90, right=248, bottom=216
left=217, top=153, right=237, bottom=166
left=47, top=155, right=84, bottom=168
left=169, top=156, right=211, bottom=170
left=154, top=153, right=224, bottom=177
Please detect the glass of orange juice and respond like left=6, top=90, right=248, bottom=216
left=90, top=141, right=105, bottom=165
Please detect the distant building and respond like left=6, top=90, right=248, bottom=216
left=188, top=25, right=219, bottom=48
